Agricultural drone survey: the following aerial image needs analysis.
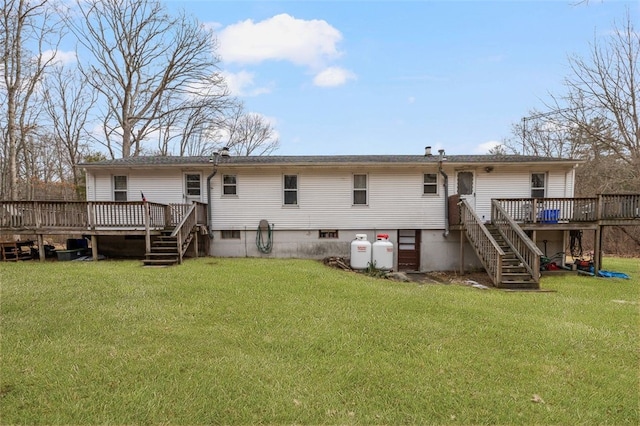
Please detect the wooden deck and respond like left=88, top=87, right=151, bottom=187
left=495, top=194, right=640, bottom=228
left=0, top=201, right=208, bottom=262
left=455, top=194, right=639, bottom=288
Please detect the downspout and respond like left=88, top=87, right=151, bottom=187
left=206, top=152, right=219, bottom=239
left=438, top=149, right=449, bottom=237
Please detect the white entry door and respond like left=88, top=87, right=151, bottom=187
left=457, top=171, right=475, bottom=210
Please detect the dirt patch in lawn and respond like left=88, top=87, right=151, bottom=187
left=406, top=270, right=494, bottom=287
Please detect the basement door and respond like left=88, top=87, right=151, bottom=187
left=397, top=230, right=421, bottom=271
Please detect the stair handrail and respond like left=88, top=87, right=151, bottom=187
left=170, top=203, right=198, bottom=263
left=491, top=200, right=543, bottom=282
left=460, top=199, right=504, bottom=285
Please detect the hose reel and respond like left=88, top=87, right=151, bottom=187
left=256, top=219, right=273, bottom=253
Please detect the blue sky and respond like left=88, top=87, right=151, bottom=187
left=165, top=0, right=637, bottom=156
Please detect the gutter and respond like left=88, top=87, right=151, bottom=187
left=206, top=152, right=220, bottom=239
left=438, top=149, right=449, bottom=238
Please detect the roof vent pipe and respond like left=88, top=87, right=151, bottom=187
left=220, top=146, right=230, bottom=157
left=438, top=149, right=446, bottom=161
left=425, top=146, right=432, bottom=156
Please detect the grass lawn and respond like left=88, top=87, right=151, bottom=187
left=1, top=257, right=638, bottom=424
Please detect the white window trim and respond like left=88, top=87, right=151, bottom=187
left=113, top=175, right=128, bottom=201
left=531, top=172, right=547, bottom=198
left=283, top=174, right=299, bottom=207
left=423, top=173, right=439, bottom=196
left=184, top=172, right=202, bottom=201
left=352, top=173, right=368, bottom=206
left=222, top=174, right=238, bottom=197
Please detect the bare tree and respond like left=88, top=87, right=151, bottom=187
left=44, top=67, right=96, bottom=193
left=43, top=65, right=96, bottom=193
left=154, top=75, right=232, bottom=157
left=215, top=104, right=280, bottom=156
left=1, top=0, right=62, bottom=199
left=507, top=11, right=640, bottom=254
left=553, top=11, right=639, bottom=183
left=68, top=0, right=229, bottom=158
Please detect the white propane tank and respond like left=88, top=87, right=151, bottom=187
left=350, top=234, right=372, bottom=269
left=372, top=234, right=394, bottom=270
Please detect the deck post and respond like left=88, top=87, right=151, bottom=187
left=193, top=230, right=199, bottom=258
left=144, top=201, right=151, bottom=255
left=87, top=202, right=95, bottom=230
left=459, top=229, right=465, bottom=274
left=594, top=226, right=601, bottom=274
left=596, top=194, right=603, bottom=220
left=91, top=235, right=98, bottom=260
left=37, top=234, right=45, bottom=261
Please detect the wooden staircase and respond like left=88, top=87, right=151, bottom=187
left=143, top=232, right=180, bottom=266
left=486, top=224, right=538, bottom=289
left=459, top=198, right=541, bottom=290
left=142, top=202, right=204, bottom=267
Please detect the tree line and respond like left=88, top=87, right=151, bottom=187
left=1, top=0, right=279, bottom=201
left=497, top=11, right=639, bottom=254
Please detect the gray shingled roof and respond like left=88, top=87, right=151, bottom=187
left=80, top=154, right=580, bottom=168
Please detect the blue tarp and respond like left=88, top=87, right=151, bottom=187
left=597, top=270, right=630, bottom=279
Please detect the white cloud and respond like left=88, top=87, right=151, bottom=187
left=476, top=140, right=502, bottom=154
left=218, top=13, right=343, bottom=68
left=221, top=70, right=272, bottom=96
left=313, top=67, right=356, bottom=87
left=42, top=49, right=77, bottom=66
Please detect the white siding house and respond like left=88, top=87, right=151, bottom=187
left=81, top=153, right=580, bottom=271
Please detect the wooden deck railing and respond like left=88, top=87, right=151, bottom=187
left=171, top=204, right=198, bottom=263
left=492, top=200, right=542, bottom=283
left=0, top=201, right=168, bottom=230
left=495, top=194, right=640, bottom=224
left=0, top=200, right=206, bottom=231
left=460, top=199, right=504, bottom=286
left=600, top=194, right=640, bottom=219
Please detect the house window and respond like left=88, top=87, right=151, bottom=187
left=185, top=174, right=201, bottom=197
left=284, top=175, right=298, bottom=205
left=353, top=174, right=367, bottom=205
left=221, top=230, right=241, bottom=239
left=113, top=175, right=127, bottom=201
left=223, top=175, right=237, bottom=196
left=531, top=173, right=546, bottom=198
left=319, top=230, right=339, bottom=239
left=423, top=173, right=438, bottom=194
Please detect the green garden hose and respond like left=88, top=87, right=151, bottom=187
left=256, top=219, right=273, bottom=253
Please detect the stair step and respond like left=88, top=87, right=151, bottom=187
left=146, top=252, right=179, bottom=257
left=152, top=241, right=177, bottom=247
left=143, top=256, right=178, bottom=261
left=142, top=258, right=178, bottom=265
left=498, top=282, right=539, bottom=289
left=150, top=246, right=177, bottom=251
left=502, top=273, right=533, bottom=279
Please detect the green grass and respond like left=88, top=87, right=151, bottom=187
left=1, top=257, right=638, bottom=424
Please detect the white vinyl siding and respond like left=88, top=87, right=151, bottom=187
left=85, top=163, right=578, bottom=232
left=90, top=170, right=185, bottom=204
left=211, top=168, right=445, bottom=230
